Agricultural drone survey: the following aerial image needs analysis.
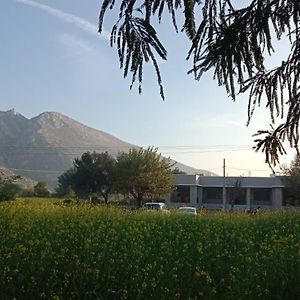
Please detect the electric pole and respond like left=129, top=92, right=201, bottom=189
left=222, top=158, right=226, bottom=210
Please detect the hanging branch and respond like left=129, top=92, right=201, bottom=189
left=99, top=0, right=300, bottom=168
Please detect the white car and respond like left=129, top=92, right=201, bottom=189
left=177, top=206, right=197, bottom=215
left=143, top=202, right=170, bottom=213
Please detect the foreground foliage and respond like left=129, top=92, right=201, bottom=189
left=99, top=0, right=300, bottom=169
left=0, top=199, right=299, bottom=299
left=282, top=154, right=300, bottom=206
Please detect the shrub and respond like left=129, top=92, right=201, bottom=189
left=34, top=181, right=50, bottom=197
left=0, top=181, right=20, bottom=201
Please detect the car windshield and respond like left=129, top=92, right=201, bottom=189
left=179, top=207, right=196, bottom=213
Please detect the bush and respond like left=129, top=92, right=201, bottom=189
left=34, top=181, right=50, bottom=197
left=0, top=182, right=20, bottom=201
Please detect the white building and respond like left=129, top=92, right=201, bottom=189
left=165, top=174, right=285, bottom=210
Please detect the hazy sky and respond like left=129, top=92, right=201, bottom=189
left=0, top=0, right=295, bottom=176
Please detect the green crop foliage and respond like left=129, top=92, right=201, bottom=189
left=0, top=199, right=299, bottom=299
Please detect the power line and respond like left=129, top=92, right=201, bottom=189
left=0, top=143, right=254, bottom=156
left=0, top=144, right=253, bottom=150
left=7, top=165, right=280, bottom=177
left=9, top=168, right=65, bottom=174
left=147, top=144, right=253, bottom=149
left=161, top=148, right=252, bottom=154
left=226, top=165, right=281, bottom=172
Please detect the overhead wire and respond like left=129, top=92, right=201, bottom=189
left=0, top=144, right=278, bottom=176
left=0, top=144, right=254, bottom=156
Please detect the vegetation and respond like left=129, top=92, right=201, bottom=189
left=0, top=180, right=20, bottom=201
left=56, top=168, right=77, bottom=198
left=282, top=155, right=300, bottom=206
left=58, top=148, right=174, bottom=206
left=34, top=181, right=50, bottom=198
left=115, top=147, right=174, bottom=207
left=0, top=175, right=22, bottom=201
left=73, top=152, right=116, bottom=204
left=57, top=152, right=116, bottom=203
left=0, top=199, right=299, bottom=299
left=99, top=0, right=300, bottom=169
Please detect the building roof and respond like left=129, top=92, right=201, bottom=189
left=173, top=174, right=285, bottom=188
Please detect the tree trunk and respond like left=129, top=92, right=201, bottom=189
left=137, top=197, right=142, bottom=208
left=137, top=192, right=143, bottom=208
left=100, top=191, right=109, bottom=205
left=103, top=194, right=108, bottom=205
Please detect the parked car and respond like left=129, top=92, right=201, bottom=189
left=143, top=202, right=170, bottom=213
left=177, top=206, right=197, bottom=215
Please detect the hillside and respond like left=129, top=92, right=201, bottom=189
left=0, top=109, right=213, bottom=189
left=0, top=166, right=36, bottom=190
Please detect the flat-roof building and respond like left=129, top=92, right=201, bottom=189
left=165, top=174, right=285, bottom=210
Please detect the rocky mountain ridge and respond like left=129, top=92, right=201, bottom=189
left=0, top=166, right=36, bottom=190
left=0, top=109, right=212, bottom=189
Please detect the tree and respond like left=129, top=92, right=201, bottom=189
left=281, top=155, right=300, bottom=206
left=56, top=168, right=77, bottom=198
left=99, top=0, right=300, bottom=169
left=72, top=152, right=116, bottom=204
left=115, top=147, right=174, bottom=207
left=0, top=178, right=20, bottom=201
left=34, top=181, right=50, bottom=197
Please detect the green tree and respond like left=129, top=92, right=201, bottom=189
left=281, top=155, right=300, bottom=206
left=115, top=147, right=174, bottom=207
left=56, top=168, right=77, bottom=198
left=72, top=152, right=116, bottom=204
left=99, top=0, right=300, bottom=169
left=34, top=181, right=50, bottom=197
left=0, top=178, right=20, bottom=201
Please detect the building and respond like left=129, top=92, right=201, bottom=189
left=165, top=174, right=285, bottom=210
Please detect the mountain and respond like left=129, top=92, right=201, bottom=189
left=0, top=109, right=213, bottom=189
left=0, top=165, right=36, bottom=190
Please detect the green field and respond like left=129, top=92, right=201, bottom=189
left=0, top=198, right=299, bottom=299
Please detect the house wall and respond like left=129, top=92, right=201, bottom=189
left=190, top=186, right=197, bottom=207
left=165, top=175, right=284, bottom=210
left=272, top=187, right=283, bottom=209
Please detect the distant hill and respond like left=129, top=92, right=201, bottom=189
left=0, top=165, right=36, bottom=190
left=0, top=109, right=213, bottom=189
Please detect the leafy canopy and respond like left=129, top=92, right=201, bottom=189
left=281, top=155, right=300, bottom=205
left=0, top=176, right=21, bottom=201
left=56, top=168, right=77, bottom=197
left=99, top=0, right=300, bottom=170
left=34, top=181, right=50, bottom=197
left=72, top=151, right=116, bottom=203
left=115, top=147, right=174, bottom=206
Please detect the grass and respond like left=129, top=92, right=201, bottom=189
left=0, top=198, right=299, bottom=299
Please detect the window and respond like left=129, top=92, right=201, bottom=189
left=171, top=186, right=190, bottom=203
left=226, top=187, right=246, bottom=205
left=251, top=188, right=272, bottom=205
left=203, top=187, right=222, bottom=204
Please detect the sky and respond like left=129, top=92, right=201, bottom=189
left=0, top=0, right=296, bottom=176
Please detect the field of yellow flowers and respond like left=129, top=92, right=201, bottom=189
left=0, top=198, right=299, bottom=299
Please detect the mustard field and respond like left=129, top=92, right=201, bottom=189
left=0, top=199, right=299, bottom=299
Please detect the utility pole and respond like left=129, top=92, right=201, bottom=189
left=222, top=158, right=226, bottom=210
